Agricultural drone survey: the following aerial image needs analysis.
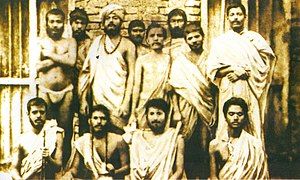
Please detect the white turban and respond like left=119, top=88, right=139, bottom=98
left=100, top=4, right=125, bottom=22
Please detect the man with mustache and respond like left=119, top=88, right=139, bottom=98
left=164, top=8, right=190, bottom=55
left=129, top=22, right=179, bottom=129
left=128, top=20, right=149, bottom=57
left=169, top=22, right=215, bottom=178
left=11, top=97, right=64, bottom=179
left=209, top=97, right=269, bottom=179
left=64, top=104, right=129, bottom=179
left=79, top=4, right=136, bottom=133
left=36, top=8, right=77, bottom=165
left=129, top=98, right=185, bottom=180
left=206, top=3, right=276, bottom=143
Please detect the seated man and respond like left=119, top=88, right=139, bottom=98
left=209, top=97, right=269, bottom=179
left=129, top=98, right=185, bottom=180
left=64, top=104, right=129, bottom=179
left=10, top=97, right=64, bottom=179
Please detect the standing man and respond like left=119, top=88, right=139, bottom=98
left=36, top=8, right=77, bottom=164
left=209, top=97, right=269, bottom=179
left=11, top=97, right=64, bottom=179
left=64, top=104, right=130, bottom=179
left=164, top=8, right=190, bottom=54
left=128, top=20, right=149, bottom=57
left=206, top=3, right=276, bottom=141
left=79, top=4, right=136, bottom=133
left=129, top=98, right=185, bottom=180
left=69, top=7, right=92, bottom=134
left=129, top=22, right=179, bottom=129
left=169, top=22, right=215, bottom=178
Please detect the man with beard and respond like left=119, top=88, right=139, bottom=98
left=129, top=22, right=180, bottom=129
left=164, top=8, right=190, bottom=55
left=169, top=22, right=215, bottom=178
left=70, top=8, right=92, bottom=87
left=36, top=8, right=77, bottom=165
left=11, top=97, right=64, bottom=179
left=129, top=98, right=185, bottom=180
left=64, top=104, right=130, bottom=179
left=79, top=4, right=136, bottom=133
left=206, top=3, right=276, bottom=142
left=209, top=97, right=269, bottom=179
left=128, top=20, right=149, bottom=57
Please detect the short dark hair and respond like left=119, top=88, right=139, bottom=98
left=184, top=21, right=204, bottom=39
left=226, top=3, right=246, bottom=16
left=27, top=97, right=47, bottom=112
left=46, top=8, right=65, bottom=22
left=128, top=20, right=145, bottom=34
left=146, top=22, right=167, bottom=40
left=145, top=98, right=170, bottom=118
left=223, top=97, right=248, bottom=117
left=167, top=8, right=187, bottom=27
left=90, top=104, right=110, bottom=120
left=69, top=7, right=89, bottom=24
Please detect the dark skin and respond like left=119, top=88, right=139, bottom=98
left=65, top=110, right=129, bottom=179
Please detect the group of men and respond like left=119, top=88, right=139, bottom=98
left=9, top=2, right=276, bottom=180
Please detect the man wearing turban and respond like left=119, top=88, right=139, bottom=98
left=78, top=4, right=136, bottom=133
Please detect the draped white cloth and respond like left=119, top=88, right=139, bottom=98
left=207, top=30, right=276, bottom=140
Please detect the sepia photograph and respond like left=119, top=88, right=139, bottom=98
left=0, top=0, right=299, bottom=179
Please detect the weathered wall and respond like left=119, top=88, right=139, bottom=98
left=71, top=0, right=201, bottom=38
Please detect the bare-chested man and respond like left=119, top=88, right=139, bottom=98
left=129, top=22, right=179, bottom=129
left=36, top=8, right=77, bottom=164
left=129, top=98, right=185, bottom=179
left=64, top=104, right=129, bottom=179
left=128, top=20, right=149, bottom=57
left=79, top=4, right=136, bottom=133
left=11, top=97, right=64, bottom=179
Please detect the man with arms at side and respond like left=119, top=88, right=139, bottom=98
left=129, top=98, right=185, bottom=180
left=10, top=97, right=64, bottom=179
left=129, top=22, right=179, bottom=129
left=79, top=4, right=136, bottom=133
left=206, top=3, right=276, bottom=142
left=36, top=8, right=77, bottom=164
left=169, top=22, right=215, bottom=178
left=64, top=104, right=129, bottom=179
left=209, top=97, right=269, bottom=179
left=128, top=20, right=149, bottom=57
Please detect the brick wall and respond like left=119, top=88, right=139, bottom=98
left=72, top=0, right=201, bottom=38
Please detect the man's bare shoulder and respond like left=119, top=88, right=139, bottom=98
left=209, top=138, right=221, bottom=154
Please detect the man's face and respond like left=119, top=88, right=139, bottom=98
left=28, top=105, right=46, bottom=130
left=103, top=13, right=122, bottom=36
left=227, top=7, right=246, bottom=32
left=225, top=105, right=245, bottom=129
left=147, top=27, right=164, bottom=51
left=147, top=107, right=166, bottom=134
left=185, top=31, right=203, bottom=52
left=71, top=19, right=87, bottom=39
left=89, top=110, right=108, bottom=133
left=169, top=15, right=185, bottom=38
left=46, top=14, right=64, bottom=40
left=129, top=26, right=145, bottom=45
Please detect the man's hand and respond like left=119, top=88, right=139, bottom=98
left=226, top=72, right=239, bottom=82
left=117, top=103, right=129, bottom=117
left=106, top=163, right=115, bottom=176
left=41, top=49, right=53, bottom=59
left=42, top=147, right=50, bottom=159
